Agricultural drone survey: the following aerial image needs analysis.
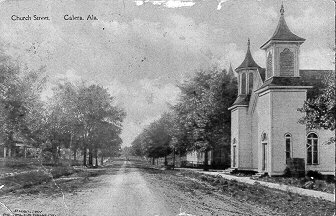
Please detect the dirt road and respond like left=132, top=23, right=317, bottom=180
left=0, top=160, right=280, bottom=216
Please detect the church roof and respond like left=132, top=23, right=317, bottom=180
left=231, top=95, right=250, bottom=106
left=300, top=70, right=334, bottom=99
left=258, top=76, right=305, bottom=89
left=258, top=68, right=266, bottom=82
left=230, top=70, right=334, bottom=108
left=236, top=39, right=261, bottom=71
left=228, top=63, right=235, bottom=76
left=299, top=70, right=334, bottom=84
left=257, top=70, right=334, bottom=99
left=261, top=4, right=305, bottom=49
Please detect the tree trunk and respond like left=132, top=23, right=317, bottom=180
left=152, top=157, right=155, bottom=165
left=88, top=149, right=93, bottom=166
left=83, top=147, right=87, bottom=166
left=58, top=146, right=61, bottom=157
left=203, top=149, right=209, bottom=171
left=73, top=149, right=77, bottom=161
left=95, top=149, right=98, bottom=167
left=52, top=144, right=58, bottom=165
left=3, top=147, right=6, bottom=158
left=173, top=148, right=176, bottom=168
left=88, top=149, right=91, bottom=166
left=69, top=134, right=73, bottom=160
left=101, top=155, right=104, bottom=166
left=164, top=155, right=167, bottom=166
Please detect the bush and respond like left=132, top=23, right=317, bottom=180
left=306, top=170, right=323, bottom=180
left=324, top=175, right=335, bottom=183
left=283, top=167, right=291, bottom=177
left=50, top=167, right=74, bottom=178
left=231, top=169, right=239, bottom=174
left=200, top=175, right=208, bottom=181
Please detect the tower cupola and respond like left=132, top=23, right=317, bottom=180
left=261, top=3, right=305, bottom=80
left=236, top=39, right=260, bottom=95
left=236, top=38, right=261, bottom=72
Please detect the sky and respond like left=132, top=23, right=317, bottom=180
left=0, top=0, right=334, bottom=147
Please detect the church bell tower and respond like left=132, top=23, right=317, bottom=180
left=260, top=4, right=305, bottom=80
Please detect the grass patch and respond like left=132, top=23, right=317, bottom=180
left=178, top=171, right=335, bottom=216
left=0, top=166, right=77, bottom=193
left=259, top=176, right=335, bottom=194
left=227, top=168, right=335, bottom=194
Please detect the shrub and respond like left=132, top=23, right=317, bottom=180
left=283, top=167, right=291, bottom=177
left=231, top=169, right=239, bottom=174
left=306, top=170, right=323, bottom=180
left=213, top=178, right=221, bottom=184
left=313, top=180, right=325, bottom=190
left=324, top=175, right=335, bottom=183
left=200, top=175, right=208, bottom=181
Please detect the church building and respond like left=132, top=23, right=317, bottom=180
left=228, top=4, right=335, bottom=176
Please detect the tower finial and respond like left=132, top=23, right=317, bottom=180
left=280, top=2, right=284, bottom=15
left=247, top=38, right=250, bottom=47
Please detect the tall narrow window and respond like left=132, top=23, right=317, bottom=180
left=266, top=53, right=272, bottom=79
left=241, top=73, right=246, bottom=94
left=280, top=48, right=294, bottom=76
left=307, top=133, right=318, bottom=165
left=285, top=134, right=291, bottom=163
left=261, top=132, right=268, bottom=172
left=248, top=73, right=253, bottom=94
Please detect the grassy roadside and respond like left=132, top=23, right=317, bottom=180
left=177, top=170, right=335, bottom=216
left=228, top=170, right=335, bottom=194
left=0, top=157, right=102, bottom=195
left=0, top=159, right=124, bottom=197
left=0, top=164, right=113, bottom=196
left=259, top=175, right=335, bottom=194
left=0, top=158, right=42, bottom=177
left=0, top=166, right=79, bottom=194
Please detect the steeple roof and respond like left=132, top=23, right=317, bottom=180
left=236, top=38, right=261, bottom=71
left=261, top=4, right=305, bottom=49
left=228, top=63, right=235, bottom=76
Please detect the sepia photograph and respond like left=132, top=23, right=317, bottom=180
left=0, top=0, right=334, bottom=215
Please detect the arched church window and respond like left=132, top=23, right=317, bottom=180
left=232, top=138, right=236, bottom=145
left=307, top=133, right=318, bottom=165
left=266, top=53, right=272, bottom=79
left=285, top=134, right=291, bottom=163
left=280, top=48, right=294, bottom=76
left=241, top=73, right=246, bottom=94
left=248, top=73, right=253, bottom=94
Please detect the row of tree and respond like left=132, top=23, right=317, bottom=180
left=298, top=74, right=335, bottom=143
left=0, top=56, right=126, bottom=166
left=131, top=64, right=335, bottom=169
left=131, top=67, right=237, bottom=169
